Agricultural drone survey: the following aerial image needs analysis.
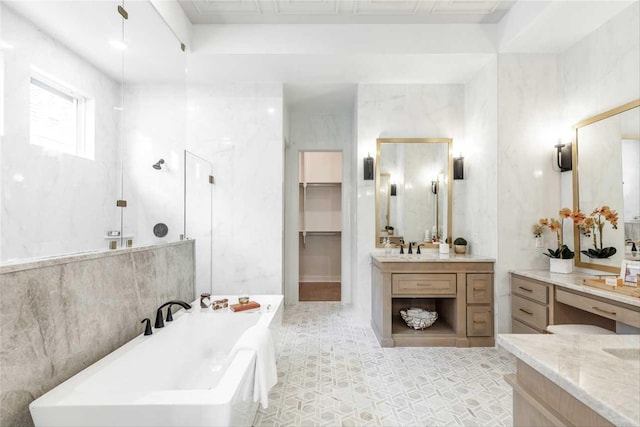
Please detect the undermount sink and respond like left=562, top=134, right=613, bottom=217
left=602, top=348, right=640, bottom=361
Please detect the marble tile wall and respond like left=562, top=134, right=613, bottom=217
left=497, top=54, right=562, bottom=332
left=0, top=241, right=195, bottom=427
left=462, top=57, right=499, bottom=325
left=284, top=112, right=354, bottom=304
left=356, top=84, right=465, bottom=321
left=0, top=5, right=120, bottom=263
left=122, top=84, right=187, bottom=247
left=186, top=83, right=284, bottom=296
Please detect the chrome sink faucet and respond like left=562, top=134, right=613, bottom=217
left=154, top=300, right=192, bottom=329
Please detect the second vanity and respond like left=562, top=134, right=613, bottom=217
left=510, top=270, right=640, bottom=333
left=371, top=253, right=495, bottom=347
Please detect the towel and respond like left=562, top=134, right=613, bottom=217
left=230, top=324, right=278, bottom=409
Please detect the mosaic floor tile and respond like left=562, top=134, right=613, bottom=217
left=254, top=303, right=514, bottom=427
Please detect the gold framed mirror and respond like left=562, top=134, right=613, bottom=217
left=375, top=138, right=453, bottom=248
left=573, top=99, right=640, bottom=273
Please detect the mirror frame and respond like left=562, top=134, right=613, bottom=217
left=572, top=99, right=640, bottom=273
left=375, top=138, right=453, bottom=248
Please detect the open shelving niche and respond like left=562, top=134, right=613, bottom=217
left=391, top=297, right=457, bottom=338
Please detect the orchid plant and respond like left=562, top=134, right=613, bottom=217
left=578, top=206, right=619, bottom=259
left=537, top=208, right=586, bottom=259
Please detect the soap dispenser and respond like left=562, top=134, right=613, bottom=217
left=384, top=238, right=392, bottom=254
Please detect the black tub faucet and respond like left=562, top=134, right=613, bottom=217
left=154, top=300, right=192, bottom=329
left=141, top=318, right=153, bottom=336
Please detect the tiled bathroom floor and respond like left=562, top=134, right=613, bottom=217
left=254, top=303, right=515, bottom=427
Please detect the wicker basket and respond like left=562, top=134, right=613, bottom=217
left=400, top=308, right=438, bottom=330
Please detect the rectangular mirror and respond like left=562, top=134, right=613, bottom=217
left=375, top=138, right=453, bottom=248
left=573, top=100, right=640, bottom=273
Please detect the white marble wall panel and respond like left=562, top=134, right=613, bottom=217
left=0, top=241, right=195, bottom=426
left=284, top=111, right=353, bottom=304
left=562, top=2, right=640, bottom=127
left=462, top=57, right=499, bottom=326
left=1, top=6, right=120, bottom=263
left=122, top=85, right=186, bottom=247
left=356, top=84, right=464, bottom=321
left=497, top=54, right=562, bottom=332
left=187, top=83, right=283, bottom=296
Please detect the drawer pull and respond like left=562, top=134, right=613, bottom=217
left=417, top=283, right=432, bottom=287
left=518, top=287, right=533, bottom=293
left=519, top=308, right=533, bottom=316
left=592, top=306, right=616, bottom=316
left=473, top=320, right=486, bottom=324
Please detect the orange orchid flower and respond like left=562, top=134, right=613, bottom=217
left=558, top=208, right=571, bottom=219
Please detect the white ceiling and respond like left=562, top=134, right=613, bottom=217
left=178, top=0, right=516, bottom=24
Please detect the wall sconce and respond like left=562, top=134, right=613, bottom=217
left=453, top=154, right=464, bottom=180
left=390, top=184, right=397, bottom=196
left=555, top=140, right=572, bottom=172
left=363, top=153, right=374, bottom=180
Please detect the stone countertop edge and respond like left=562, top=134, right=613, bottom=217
left=497, top=334, right=640, bottom=427
left=0, top=240, right=195, bottom=274
left=510, top=269, right=640, bottom=308
left=371, top=253, right=495, bottom=263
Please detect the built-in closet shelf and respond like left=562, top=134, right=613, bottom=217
left=299, top=151, right=342, bottom=301
left=300, top=182, right=342, bottom=186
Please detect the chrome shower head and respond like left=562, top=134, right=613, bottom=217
left=152, top=159, right=165, bottom=170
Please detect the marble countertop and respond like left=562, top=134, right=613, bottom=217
left=371, top=252, right=495, bottom=263
left=498, top=333, right=640, bottom=426
left=511, top=269, right=640, bottom=307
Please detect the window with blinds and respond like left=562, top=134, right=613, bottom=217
left=29, top=70, right=93, bottom=159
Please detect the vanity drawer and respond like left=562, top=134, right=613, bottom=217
left=392, top=274, right=456, bottom=295
left=512, top=319, right=540, bottom=334
left=556, top=288, right=640, bottom=328
left=467, top=306, right=493, bottom=337
left=512, top=295, right=548, bottom=331
left=511, top=276, right=548, bottom=304
left=467, top=274, right=493, bottom=304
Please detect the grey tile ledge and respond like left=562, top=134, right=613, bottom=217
left=0, top=240, right=195, bottom=274
left=498, top=334, right=640, bottom=427
left=510, top=269, right=640, bottom=307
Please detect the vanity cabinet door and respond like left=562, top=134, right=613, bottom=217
left=467, top=274, right=493, bottom=304
left=467, top=306, right=493, bottom=337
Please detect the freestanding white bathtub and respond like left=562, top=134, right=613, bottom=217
left=29, top=295, right=283, bottom=427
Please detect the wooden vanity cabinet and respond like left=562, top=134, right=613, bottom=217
left=509, top=273, right=640, bottom=333
left=371, top=259, right=494, bottom=347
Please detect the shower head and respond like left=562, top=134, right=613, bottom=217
left=152, top=159, right=165, bottom=170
